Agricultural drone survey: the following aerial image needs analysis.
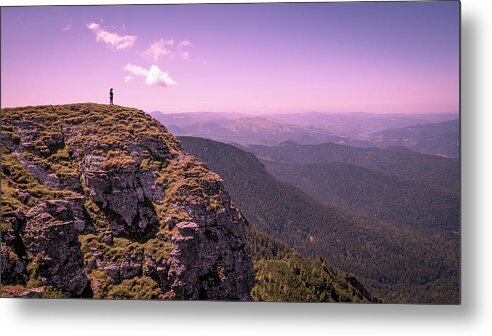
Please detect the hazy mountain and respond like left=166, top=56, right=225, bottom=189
left=151, top=112, right=373, bottom=147
left=149, top=111, right=247, bottom=126
left=150, top=111, right=459, bottom=157
left=366, top=119, right=459, bottom=158
left=180, top=136, right=460, bottom=303
left=265, top=112, right=459, bottom=138
left=150, top=112, right=374, bottom=147
left=213, top=117, right=372, bottom=146
left=249, top=141, right=459, bottom=192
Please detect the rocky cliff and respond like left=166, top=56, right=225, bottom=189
left=1, top=103, right=255, bottom=299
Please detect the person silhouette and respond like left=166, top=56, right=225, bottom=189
left=109, top=88, right=114, bottom=105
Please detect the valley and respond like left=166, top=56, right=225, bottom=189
left=180, top=136, right=460, bottom=303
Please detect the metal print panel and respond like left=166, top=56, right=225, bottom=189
left=0, top=1, right=460, bottom=303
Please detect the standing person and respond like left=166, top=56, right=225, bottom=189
left=109, top=88, right=114, bottom=105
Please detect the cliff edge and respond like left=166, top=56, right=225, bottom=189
left=1, top=103, right=255, bottom=300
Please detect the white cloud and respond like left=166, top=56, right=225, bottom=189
left=146, top=65, right=177, bottom=86
left=123, top=63, right=176, bottom=87
left=86, top=22, right=137, bottom=50
left=142, top=39, right=192, bottom=61
left=124, top=76, right=133, bottom=83
left=142, top=39, right=175, bottom=61
left=177, top=40, right=192, bottom=60
left=124, top=63, right=148, bottom=77
left=62, top=18, right=72, bottom=31
left=177, top=40, right=192, bottom=49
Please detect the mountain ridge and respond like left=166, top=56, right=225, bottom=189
left=151, top=111, right=459, bottom=157
left=366, top=119, right=459, bottom=158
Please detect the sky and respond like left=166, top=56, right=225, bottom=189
left=1, top=2, right=459, bottom=114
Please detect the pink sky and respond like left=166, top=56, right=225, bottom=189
left=1, top=3, right=459, bottom=114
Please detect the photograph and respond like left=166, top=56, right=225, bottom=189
left=1, top=1, right=460, bottom=303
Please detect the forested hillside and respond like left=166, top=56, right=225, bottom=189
left=249, top=141, right=459, bottom=192
left=180, top=136, right=460, bottom=303
left=246, top=227, right=380, bottom=303
left=261, top=160, right=459, bottom=231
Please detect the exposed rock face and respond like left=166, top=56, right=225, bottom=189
left=1, top=103, right=255, bottom=300
left=81, top=159, right=160, bottom=239
left=23, top=201, right=89, bottom=297
left=1, top=210, right=29, bottom=285
left=168, top=220, right=254, bottom=300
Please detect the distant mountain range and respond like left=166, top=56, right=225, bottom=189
left=265, top=112, right=458, bottom=138
left=179, top=136, right=460, bottom=303
left=366, top=119, right=459, bottom=158
left=151, top=111, right=459, bottom=158
left=151, top=112, right=373, bottom=147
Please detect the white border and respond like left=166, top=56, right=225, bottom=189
left=2, top=0, right=492, bottom=335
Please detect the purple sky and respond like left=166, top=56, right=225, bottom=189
left=1, top=2, right=459, bottom=114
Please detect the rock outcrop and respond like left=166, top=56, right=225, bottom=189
left=1, top=103, right=255, bottom=300
left=21, top=200, right=90, bottom=297
left=1, top=210, right=29, bottom=285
